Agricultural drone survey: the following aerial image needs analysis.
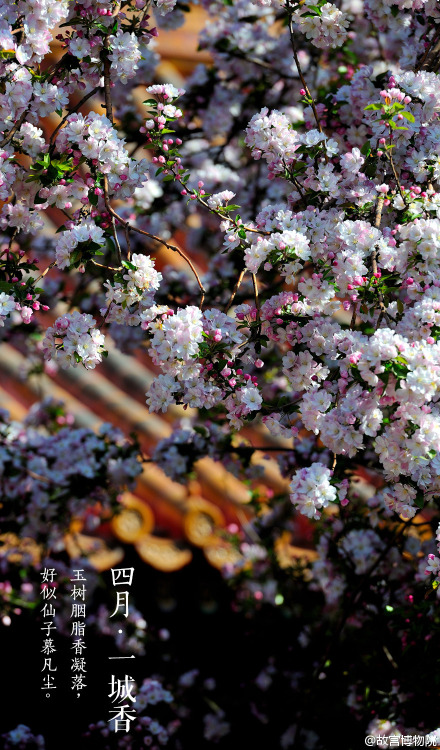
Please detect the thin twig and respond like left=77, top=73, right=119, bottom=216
left=124, top=224, right=132, bottom=262
left=100, top=300, right=114, bottom=326
left=252, top=273, right=260, bottom=315
left=350, top=302, right=357, bottom=330
left=227, top=445, right=294, bottom=453
left=45, top=53, right=68, bottom=83
left=252, top=272, right=263, bottom=352
left=385, top=150, right=406, bottom=203
left=371, top=195, right=384, bottom=276
left=224, top=268, right=246, bottom=313
left=229, top=49, right=297, bottom=80
left=173, top=165, right=270, bottom=236
left=91, top=259, right=121, bottom=271
left=237, top=509, right=262, bottom=543
left=416, top=26, right=440, bottom=72
left=110, top=216, right=122, bottom=265
left=288, top=15, right=323, bottom=136
left=34, top=260, right=56, bottom=284
left=0, top=109, right=28, bottom=148
left=102, top=176, right=206, bottom=307
left=102, top=37, right=113, bottom=124
left=371, top=195, right=389, bottom=326
left=8, top=228, right=18, bottom=250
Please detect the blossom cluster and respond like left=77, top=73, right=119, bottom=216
left=0, top=400, right=142, bottom=547
left=55, top=111, right=149, bottom=200
left=289, top=462, right=338, bottom=519
left=101, top=254, right=163, bottom=326
left=144, top=306, right=260, bottom=423
left=292, top=0, right=350, bottom=49
left=42, top=311, right=106, bottom=369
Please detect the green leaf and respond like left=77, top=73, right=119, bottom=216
left=122, top=260, right=137, bottom=271
left=360, top=141, right=371, bottom=157
left=400, top=110, right=415, bottom=123
left=88, top=190, right=98, bottom=206
left=70, top=249, right=82, bottom=264
left=414, top=492, right=424, bottom=510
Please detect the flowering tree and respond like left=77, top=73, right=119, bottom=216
left=2, top=0, right=440, bottom=746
